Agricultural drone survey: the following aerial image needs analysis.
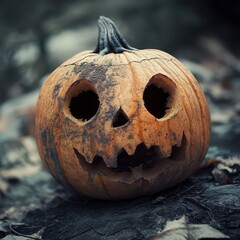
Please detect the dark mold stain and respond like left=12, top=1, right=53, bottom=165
left=172, top=132, right=177, bottom=141
left=128, top=134, right=134, bottom=139
left=52, top=83, right=62, bottom=99
left=63, top=117, right=72, bottom=126
left=104, top=105, right=117, bottom=120
left=74, top=62, right=118, bottom=93
left=81, top=129, right=87, bottom=144
left=41, top=129, right=48, bottom=148
left=99, top=128, right=109, bottom=144
left=81, top=128, right=97, bottom=144
left=164, top=133, right=169, bottom=139
left=73, top=62, right=88, bottom=74
left=58, top=97, right=64, bottom=110
left=41, top=128, right=70, bottom=189
left=74, top=62, right=108, bottom=84
left=62, top=68, right=74, bottom=80
left=61, top=131, right=81, bottom=139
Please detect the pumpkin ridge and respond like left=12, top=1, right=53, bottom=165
left=122, top=51, right=145, bottom=143
left=136, top=52, right=184, bottom=149
left=163, top=59, right=203, bottom=161
left=172, top=60, right=210, bottom=160
left=112, top=54, right=127, bottom=153
left=155, top=58, right=192, bottom=161
left=40, top=128, right=72, bottom=189
left=125, top=50, right=183, bottom=150
left=98, top=175, right=112, bottom=199
left=131, top=50, right=165, bottom=148
left=151, top=50, right=207, bottom=159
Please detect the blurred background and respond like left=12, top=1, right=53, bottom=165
left=1, top=1, right=240, bottom=237
left=0, top=0, right=240, bottom=105
left=1, top=0, right=240, bottom=143
left=0, top=0, right=240, bottom=161
left=0, top=0, right=240, bottom=159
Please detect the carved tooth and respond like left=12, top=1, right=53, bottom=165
left=122, top=144, right=137, bottom=156
left=74, top=148, right=92, bottom=170
left=144, top=141, right=154, bottom=149
left=159, top=143, right=172, bottom=158
left=103, top=155, right=118, bottom=168
left=74, top=134, right=187, bottom=174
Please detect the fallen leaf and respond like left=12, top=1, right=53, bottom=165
left=151, top=216, right=229, bottom=240
left=211, top=155, right=240, bottom=184
left=0, top=221, right=26, bottom=239
left=0, top=221, right=9, bottom=234
left=0, top=165, right=40, bottom=180
left=212, top=168, right=229, bottom=185
left=0, top=178, right=9, bottom=196
left=217, top=155, right=240, bottom=173
left=1, top=225, right=45, bottom=240
left=152, top=196, right=166, bottom=204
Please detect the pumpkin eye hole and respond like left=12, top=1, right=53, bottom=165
left=112, top=108, right=129, bottom=128
left=143, top=84, right=170, bottom=119
left=143, top=74, right=176, bottom=119
left=69, top=84, right=99, bottom=122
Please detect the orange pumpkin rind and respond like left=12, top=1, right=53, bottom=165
left=35, top=16, right=211, bottom=199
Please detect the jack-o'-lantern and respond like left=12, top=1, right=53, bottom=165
left=35, top=16, right=211, bottom=199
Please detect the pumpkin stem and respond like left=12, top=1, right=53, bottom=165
left=94, top=16, right=137, bottom=55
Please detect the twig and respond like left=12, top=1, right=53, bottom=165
left=88, top=224, right=132, bottom=237
left=65, top=226, right=132, bottom=239
left=184, top=197, right=212, bottom=211
left=56, top=194, right=91, bottom=205
left=201, top=37, right=240, bottom=73
left=7, top=220, right=46, bottom=240
left=65, top=228, right=91, bottom=240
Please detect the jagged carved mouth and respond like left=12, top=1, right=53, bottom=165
left=73, top=134, right=187, bottom=174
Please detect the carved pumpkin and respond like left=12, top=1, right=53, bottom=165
left=36, top=16, right=211, bottom=199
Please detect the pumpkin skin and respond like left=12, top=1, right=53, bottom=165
left=35, top=17, right=211, bottom=199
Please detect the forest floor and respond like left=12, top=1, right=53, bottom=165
left=0, top=40, right=240, bottom=239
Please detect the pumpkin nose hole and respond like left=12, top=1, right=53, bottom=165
left=143, top=84, right=170, bottom=119
left=112, top=108, right=129, bottom=128
left=69, top=89, right=99, bottom=122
